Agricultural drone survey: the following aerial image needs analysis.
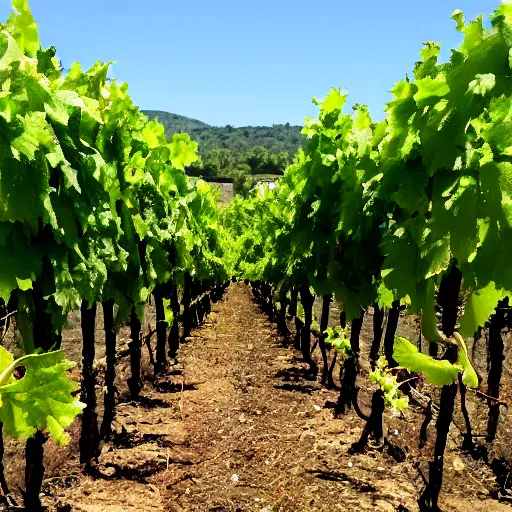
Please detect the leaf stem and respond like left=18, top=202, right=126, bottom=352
left=0, top=354, right=38, bottom=388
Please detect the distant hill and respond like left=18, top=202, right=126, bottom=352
left=143, top=110, right=211, bottom=134
left=142, top=110, right=304, bottom=156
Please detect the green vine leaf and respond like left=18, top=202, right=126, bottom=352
left=0, top=347, right=84, bottom=445
left=324, top=327, right=351, bottom=359
left=393, top=337, right=459, bottom=387
left=370, top=357, right=409, bottom=411
left=459, top=281, right=506, bottom=338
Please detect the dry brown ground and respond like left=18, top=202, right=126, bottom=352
left=3, top=283, right=512, bottom=511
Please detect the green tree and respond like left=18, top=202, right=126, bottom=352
left=246, top=146, right=270, bottom=174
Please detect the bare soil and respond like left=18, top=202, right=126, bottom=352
left=3, top=283, right=512, bottom=511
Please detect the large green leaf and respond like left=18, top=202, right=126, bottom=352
left=448, top=177, right=479, bottom=265
left=414, top=75, right=450, bottom=107
left=0, top=231, right=41, bottom=302
left=393, top=337, right=459, bottom=387
left=7, top=0, right=40, bottom=58
left=0, top=347, right=84, bottom=445
left=459, top=281, right=506, bottom=338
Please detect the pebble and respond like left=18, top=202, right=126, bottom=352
left=101, top=466, right=117, bottom=477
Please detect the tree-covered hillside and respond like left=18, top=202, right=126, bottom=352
left=142, top=110, right=304, bottom=155
left=142, top=110, right=210, bottom=134
left=143, top=110, right=306, bottom=195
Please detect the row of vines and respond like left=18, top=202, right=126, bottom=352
left=224, top=5, right=512, bottom=511
left=0, top=0, right=233, bottom=509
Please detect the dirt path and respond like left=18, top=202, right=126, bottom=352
left=45, top=284, right=512, bottom=512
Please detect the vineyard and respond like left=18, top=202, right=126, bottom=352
left=0, top=0, right=512, bottom=511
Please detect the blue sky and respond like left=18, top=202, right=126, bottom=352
left=0, top=0, right=501, bottom=126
